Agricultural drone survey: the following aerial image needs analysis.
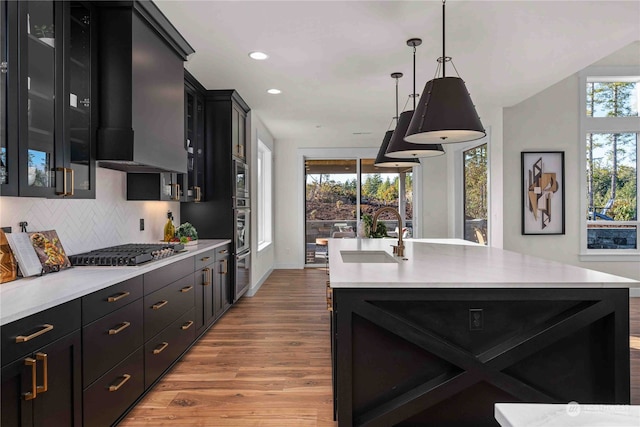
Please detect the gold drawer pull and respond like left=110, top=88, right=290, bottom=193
left=153, top=342, right=169, bottom=354
left=36, top=352, right=48, bottom=393
left=180, top=285, right=193, bottom=293
left=152, top=300, right=168, bottom=310
left=181, top=320, right=194, bottom=330
left=218, top=249, right=228, bottom=254
left=23, top=357, right=37, bottom=400
left=16, top=324, right=54, bottom=343
left=108, top=321, right=131, bottom=335
left=200, top=256, right=211, bottom=262
left=327, top=301, right=333, bottom=312
left=107, top=291, right=130, bottom=303
left=108, top=374, right=131, bottom=392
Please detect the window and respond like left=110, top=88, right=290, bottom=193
left=303, top=156, right=415, bottom=265
left=257, top=139, right=272, bottom=250
left=463, top=144, right=488, bottom=245
left=581, top=72, right=640, bottom=257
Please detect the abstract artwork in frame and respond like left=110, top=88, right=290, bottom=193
left=522, top=151, right=565, bottom=235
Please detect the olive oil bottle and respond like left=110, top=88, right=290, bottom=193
left=163, top=211, right=175, bottom=242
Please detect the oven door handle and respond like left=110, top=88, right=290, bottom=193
left=236, top=251, right=251, bottom=261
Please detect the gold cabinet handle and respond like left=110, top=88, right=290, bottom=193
left=108, top=374, right=131, bottom=392
left=16, top=324, right=54, bottom=343
left=200, top=256, right=211, bottom=262
left=171, top=183, right=180, bottom=201
left=181, top=320, right=194, bottom=330
left=152, top=300, right=168, bottom=310
left=218, top=249, right=229, bottom=254
left=68, top=168, right=75, bottom=196
left=36, top=352, right=48, bottom=393
left=202, top=267, right=211, bottom=286
left=220, top=259, right=228, bottom=275
left=153, top=342, right=169, bottom=354
left=107, top=291, right=130, bottom=303
left=180, top=285, right=193, bottom=293
left=55, top=167, right=67, bottom=195
left=195, top=186, right=201, bottom=202
left=108, top=321, right=131, bottom=335
left=23, top=357, right=37, bottom=400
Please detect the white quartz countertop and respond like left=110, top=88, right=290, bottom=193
left=495, top=403, right=640, bottom=427
left=328, top=238, right=639, bottom=289
left=0, top=239, right=231, bottom=326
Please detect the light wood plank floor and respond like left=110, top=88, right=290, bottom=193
left=120, top=269, right=640, bottom=426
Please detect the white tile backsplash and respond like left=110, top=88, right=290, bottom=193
left=0, top=168, right=180, bottom=255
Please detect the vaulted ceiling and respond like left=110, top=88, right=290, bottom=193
left=156, top=1, right=640, bottom=147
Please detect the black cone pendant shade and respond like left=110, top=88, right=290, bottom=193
left=385, top=110, right=445, bottom=158
left=404, top=1, right=485, bottom=145
left=374, top=130, right=420, bottom=167
left=404, top=76, right=485, bottom=144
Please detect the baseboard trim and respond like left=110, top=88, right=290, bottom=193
left=247, top=267, right=273, bottom=297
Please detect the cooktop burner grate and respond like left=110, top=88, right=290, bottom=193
left=69, top=243, right=185, bottom=266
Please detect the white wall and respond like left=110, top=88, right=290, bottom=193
left=0, top=168, right=179, bottom=255
left=503, top=42, right=640, bottom=281
left=248, top=112, right=275, bottom=295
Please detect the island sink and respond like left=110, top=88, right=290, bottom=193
left=340, top=250, right=400, bottom=264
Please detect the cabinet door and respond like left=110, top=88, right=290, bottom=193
left=195, top=94, right=205, bottom=198
left=1, top=355, right=34, bottom=427
left=32, top=331, right=82, bottom=427
left=0, top=331, right=81, bottom=427
left=17, top=0, right=63, bottom=198
left=215, top=246, right=231, bottom=316
left=65, top=1, right=95, bottom=198
left=1, top=0, right=19, bottom=196
left=195, top=264, right=214, bottom=330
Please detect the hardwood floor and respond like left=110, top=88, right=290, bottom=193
left=120, top=269, right=335, bottom=426
left=120, top=270, right=640, bottom=426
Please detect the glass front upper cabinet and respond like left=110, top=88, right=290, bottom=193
left=21, top=0, right=59, bottom=196
left=67, top=1, right=94, bottom=197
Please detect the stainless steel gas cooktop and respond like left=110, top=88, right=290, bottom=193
left=69, top=243, right=185, bottom=266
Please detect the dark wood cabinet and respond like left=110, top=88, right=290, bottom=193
left=194, top=249, right=216, bottom=335
left=1, top=0, right=96, bottom=198
left=215, top=244, right=232, bottom=316
left=1, top=301, right=82, bottom=427
left=179, top=71, right=206, bottom=202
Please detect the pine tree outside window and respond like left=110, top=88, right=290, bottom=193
left=581, top=71, right=640, bottom=257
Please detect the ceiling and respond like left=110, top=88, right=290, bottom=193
left=155, top=1, right=640, bottom=148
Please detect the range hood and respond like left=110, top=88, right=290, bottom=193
left=96, top=1, right=194, bottom=173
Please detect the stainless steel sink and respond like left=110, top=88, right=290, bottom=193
left=340, top=250, right=400, bottom=263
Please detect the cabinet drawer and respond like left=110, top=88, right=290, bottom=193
left=82, top=276, right=143, bottom=325
left=144, top=257, right=194, bottom=295
left=82, top=298, right=144, bottom=388
left=194, top=249, right=216, bottom=271
left=83, top=347, right=144, bottom=427
left=145, top=308, right=196, bottom=388
left=1, top=299, right=81, bottom=364
left=144, top=275, right=195, bottom=339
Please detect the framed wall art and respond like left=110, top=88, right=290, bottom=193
left=522, top=151, right=565, bottom=235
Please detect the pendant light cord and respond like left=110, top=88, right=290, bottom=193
left=442, top=0, right=446, bottom=78
left=412, top=44, right=417, bottom=110
left=395, top=75, right=399, bottom=123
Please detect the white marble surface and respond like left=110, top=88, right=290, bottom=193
left=495, top=403, right=640, bottom=427
left=0, top=239, right=231, bottom=326
left=328, top=238, right=639, bottom=288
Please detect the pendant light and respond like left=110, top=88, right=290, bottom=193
left=374, top=73, right=420, bottom=168
left=386, top=38, right=445, bottom=159
left=404, top=0, right=485, bottom=144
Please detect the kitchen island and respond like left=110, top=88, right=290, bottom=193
left=328, top=238, right=639, bottom=427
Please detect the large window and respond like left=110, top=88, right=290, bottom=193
left=463, top=144, right=488, bottom=245
left=581, top=73, right=640, bottom=255
left=304, top=157, right=414, bottom=265
left=257, top=139, right=272, bottom=250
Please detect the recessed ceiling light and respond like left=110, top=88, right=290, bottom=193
left=249, top=51, right=269, bottom=60
left=267, top=88, right=281, bottom=95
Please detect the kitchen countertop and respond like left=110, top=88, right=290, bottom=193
left=0, top=239, right=231, bottom=326
left=495, top=403, right=640, bottom=427
left=328, top=238, right=639, bottom=289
